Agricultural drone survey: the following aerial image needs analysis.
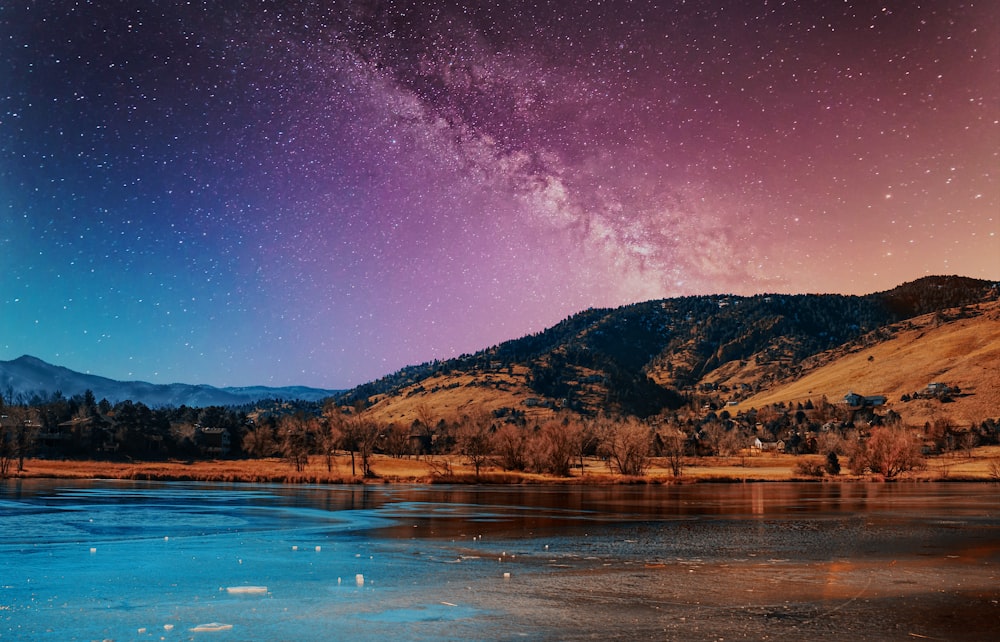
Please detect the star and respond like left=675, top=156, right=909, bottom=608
left=1, top=0, right=997, bottom=387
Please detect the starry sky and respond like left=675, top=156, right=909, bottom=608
left=2, top=1, right=998, bottom=389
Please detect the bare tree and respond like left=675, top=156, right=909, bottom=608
left=701, top=419, right=746, bottom=458
left=242, top=420, right=278, bottom=458
left=381, top=422, right=412, bottom=459
left=320, top=402, right=345, bottom=473
left=357, top=417, right=382, bottom=478
left=578, top=419, right=599, bottom=471
left=850, top=424, right=923, bottom=478
left=701, top=420, right=726, bottom=457
left=529, top=418, right=581, bottom=477
left=720, top=426, right=748, bottom=458
left=0, top=423, right=14, bottom=478
left=278, top=414, right=313, bottom=472
left=659, top=426, right=687, bottom=478
left=411, top=403, right=436, bottom=458
left=597, top=416, right=651, bottom=477
left=413, top=403, right=435, bottom=431
left=960, top=431, right=979, bottom=459
left=493, top=424, right=528, bottom=471
left=342, top=408, right=381, bottom=478
left=455, top=410, right=493, bottom=477
left=1, top=407, right=34, bottom=475
left=816, top=430, right=847, bottom=457
left=17, top=415, right=37, bottom=472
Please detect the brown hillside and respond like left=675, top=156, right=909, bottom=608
left=363, top=366, right=562, bottom=427
left=348, top=281, right=999, bottom=430
left=736, top=300, right=1000, bottom=427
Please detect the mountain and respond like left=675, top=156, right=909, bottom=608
left=340, top=276, right=999, bottom=427
left=0, top=356, right=339, bottom=407
left=4, top=276, right=996, bottom=421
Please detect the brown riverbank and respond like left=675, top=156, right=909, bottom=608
left=8, top=446, right=1000, bottom=484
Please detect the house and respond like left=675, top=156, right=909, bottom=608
left=55, top=416, right=105, bottom=447
left=57, top=416, right=94, bottom=438
left=924, top=382, right=954, bottom=398
left=843, top=391, right=887, bottom=408
left=751, top=437, right=784, bottom=453
left=197, top=426, right=231, bottom=457
left=36, top=418, right=79, bottom=453
left=408, top=425, right=433, bottom=456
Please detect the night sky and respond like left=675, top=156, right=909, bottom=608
left=2, top=1, right=997, bottom=389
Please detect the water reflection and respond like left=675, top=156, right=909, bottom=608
left=2, top=480, right=998, bottom=641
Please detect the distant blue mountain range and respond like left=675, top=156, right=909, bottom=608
left=0, top=355, right=339, bottom=407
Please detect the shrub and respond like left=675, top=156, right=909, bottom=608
left=794, top=457, right=826, bottom=477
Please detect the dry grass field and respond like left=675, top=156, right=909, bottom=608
left=12, top=444, right=1000, bottom=485
left=363, top=366, right=562, bottom=427
left=736, top=300, right=1000, bottom=428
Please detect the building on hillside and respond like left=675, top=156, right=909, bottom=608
left=843, top=391, right=887, bottom=408
left=922, top=382, right=957, bottom=399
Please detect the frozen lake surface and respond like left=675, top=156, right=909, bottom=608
left=2, top=480, right=998, bottom=640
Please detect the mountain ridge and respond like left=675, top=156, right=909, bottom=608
left=2, top=276, right=996, bottom=420
left=342, top=275, right=999, bottom=426
left=0, top=355, right=339, bottom=407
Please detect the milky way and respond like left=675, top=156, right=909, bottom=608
left=2, top=1, right=997, bottom=388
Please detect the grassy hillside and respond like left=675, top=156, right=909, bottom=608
left=337, top=276, right=998, bottom=427
left=363, top=366, right=560, bottom=426
left=736, top=300, right=1000, bottom=427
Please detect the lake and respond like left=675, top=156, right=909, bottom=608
left=1, top=480, right=998, bottom=641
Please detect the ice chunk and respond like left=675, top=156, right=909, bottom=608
left=191, top=622, right=233, bottom=632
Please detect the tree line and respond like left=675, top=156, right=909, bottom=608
left=3, top=386, right=997, bottom=481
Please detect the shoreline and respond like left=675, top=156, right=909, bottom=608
left=6, top=448, right=999, bottom=485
